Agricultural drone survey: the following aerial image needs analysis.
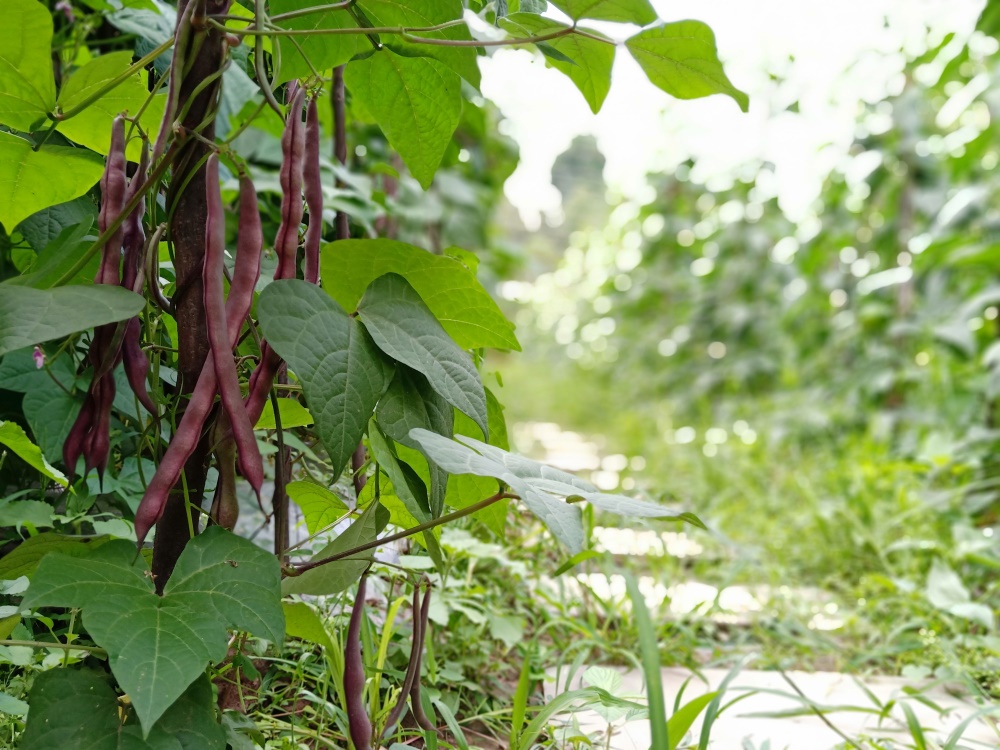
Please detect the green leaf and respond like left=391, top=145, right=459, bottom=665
left=0, top=132, right=105, bottom=231
left=625, top=571, right=668, bottom=750
left=164, top=526, right=285, bottom=644
left=16, top=197, right=97, bottom=253
left=345, top=50, right=462, bottom=189
left=550, top=0, right=656, bottom=24
left=282, top=500, right=388, bottom=596
left=7, top=216, right=100, bottom=288
left=56, top=50, right=167, bottom=161
left=0, top=499, right=54, bottom=529
left=0, top=421, right=67, bottom=486
left=24, top=530, right=283, bottom=734
left=286, top=480, right=349, bottom=536
left=626, top=21, right=748, bottom=111
left=358, top=0, right=481, bottom=87
left=666, top=692, right=718, bottom=750
left=0, top=284, right=146, bottom=357
left=271, top=0, right=367, bottom=84
left=254, top=397, right=314, bottom=430
left=0, top=533, right=108, bottom=580
left=376, top=366, right=453, bottom=516
left=358, top=273, right=488, bottom=436
left=0, top=346, right=77, bottom=392
left=283, top=601, right=335, bottom=652
left=410, top=428, right=583, bottom=552
left=20, top=668, right=226, bottom=750
left=321, top=238, right=519, bottom=351
left=501, top=15, right=614, bottom=113
left=0, top=0, right=57, bottom=131
left=256, top=279, right=395, bottom=478
left=368, top=419, right=430, bottom=520
left=23, top=386, right=83, bottom=464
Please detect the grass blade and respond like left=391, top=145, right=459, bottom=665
left=624, top=571, right=668, bottom=750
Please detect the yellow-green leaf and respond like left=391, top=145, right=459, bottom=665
left=0, top=0, right=57, bottom=131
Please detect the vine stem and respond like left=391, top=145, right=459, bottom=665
left=53, top=37, right=175, bottom=121
left=0, top=640, right=108, bottom=658
left=269, top=0, right=353, bottom=23
left=285, top=491, right=515, bottom=576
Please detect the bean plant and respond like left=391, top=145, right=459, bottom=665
left=0, top=0, right=746, bottom=744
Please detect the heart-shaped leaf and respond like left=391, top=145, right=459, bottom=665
left=257, top=279, right=394, bottom=478
left=358, top=273, right=488, bottom=437
left=0, top=0, right=57, bottom=131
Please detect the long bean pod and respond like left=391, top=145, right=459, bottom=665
left=345, top=573, right=373, bottom=750
left=303, top=96, right=322, bottom=285
left=410, top=580, right=436, bottom=732
left=273, top=86, right=306, bottom=281
left=380, top=582, right=426, bottom=739
left=204, top=155, right=263, bottom=496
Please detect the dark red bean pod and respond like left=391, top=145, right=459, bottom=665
left=63, top=391, right=96, bottom=480
left=209, top=420, right=240, bottom=531
left=380, top=582, right=427, bottom=739
left=344, top=573, right=373, bottom=750
left=410, top=580, right=436, bottom=733
left=273, top=86, right=306, bottom=281
left=302, top=96, right=323, bottom=285
left=204, top=155, right=263, bottom=497
left=228, top=174, right=263, bottom=330
left=96, top=117, right=127, bottom=287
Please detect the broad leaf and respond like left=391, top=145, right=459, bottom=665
left=358, top=0, right=481, bottom=87
left=164, top=526, right=285, bottom=644
left=24, top=530, right=283, bottom=734
left=23, top=386, right=83, bottom=464
left=345, top=50, right=462, bottom=189
left=550, top=0, right=656, bottom=24
left=0, top=499, right=55, bottom=529
left=56, top=50, right=167, bottom=160
left=16, top=197, right=97, bottom=253
left=0, top=421, right=67, bottom=486
left=501, top=15, right=615, bottom=113
left=20, top=668, right=225, bottom=750
left=282, top=500, right=388, bottom=596
left=0, top=0, right=57, bottom=131
left=254, top=397, right=314, bottom=430
left=0, top=284, right=145, bottom=357
left=7, top=216, right=100, bottom=288
left=286, top=480, right=349, bottom=536
left=626, top=21, right=748, bottom=112
left=272, top=0, right=367, bottom=83
left=377, top=366, right=453, bottom=516
left=0, top=132, right=104, bottom=231
left=358, top=273, right=488, bottom=436
left=283, top=601, right=335, bottom=652
left=321, top=238, right=519, bottom=350
left=0, top=533, right=108, bottom=580
left=0, top=346, right=77, bottom=393
left=368, top=419, right=431, bottom=520
left=257, top=279, right=394, bottom=478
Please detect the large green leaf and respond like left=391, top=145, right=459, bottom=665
left=358, top=0, right=480, bottom=87
left=0, top=0, right=57, bottom=131
left=16, top=197, right=97, bottom=253
left=368, top=418, right=430, bottom=521
left=0, top=345, right=77, bottom=393
left=56, top=50, right=167, bottom=160
left=0, top=284, right=145, bottom=357
left=0, top=532, right=107, bottom=580
left=0, top=132, right=104, bottom=231
left=500, top=15, right=614, bottom=114
left=23, top=529, right=283, bottom=734
left=345, top=50, right=462, bottom=189
left=286, top=480, right=349, bottom=537
left=7, top=216, right=100, bottom=288
left=257, top=279, right=394, bottom=478
left=358, top=273, right=488, bottom=436
left=626, top=21, right=748, bottom=112
left=271, top=0, right=367, bottom=83
left=164, top=526, right=285, bottom=644
left=20, top=668, right=226, bottom=750
left=283, top=601, right=335, bottom=652
left=282, top=499, right=388, bottom=596
left=253, top=397, right=314, bottom=430
left=0, top=421, right=67, bottom=486
left=23, top=386, right=82, bottom=464
left=376, top=366, right=453, bottom=516
left=321, top=238, right=519, bottom=350
left=550, top=0, right=656, bottom=24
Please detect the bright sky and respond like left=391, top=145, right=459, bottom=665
left=479, top=0, right=985, bottom=229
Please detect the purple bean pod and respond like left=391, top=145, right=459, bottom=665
left=345, top=573, right=373, bottom=750
left=303, top=96, right=323, bottom=285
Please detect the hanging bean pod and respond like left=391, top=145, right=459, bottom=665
left=303, top=96, right=323, bottom=285
left=344, top=573, right=373, bottom=750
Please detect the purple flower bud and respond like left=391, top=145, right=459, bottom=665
left=33, top=346, right=44, bottom=369
left=55, top=0, right=74, bottom=21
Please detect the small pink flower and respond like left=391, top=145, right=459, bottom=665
left=55, top=0, right=74, bottom=21
left=32, top=346, right=45, bottom=369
